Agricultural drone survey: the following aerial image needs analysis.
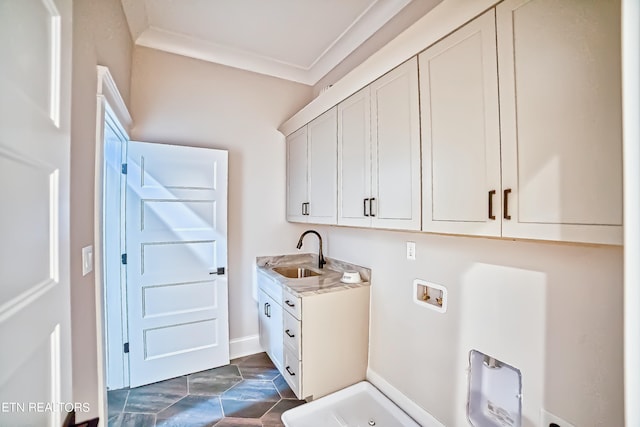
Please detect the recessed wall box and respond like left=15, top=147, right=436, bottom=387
left=413, top=279, right=447, bottom=313
left=467, top=350, right=522, bottom=427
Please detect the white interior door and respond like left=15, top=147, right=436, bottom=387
left=0, top=0, right=73, bottom=426
left=126, top=141, right=229, bottom=388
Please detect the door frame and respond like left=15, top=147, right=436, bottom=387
left=93, top=66, right=132, bottom=423
left=101, top=96, right=129, bottom=390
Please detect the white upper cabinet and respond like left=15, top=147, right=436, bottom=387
left=307, top=108, right=338, bottom=224
left=286, top=108, right=337, bottom=224
left=371, top=58, right=421, bottom=230
left=286, top=126, right=308, bottom=222
left=338, top=59, right=421, bottom=230
left=338, top=58, right=420, bottom=230
left=288, top=0, right=622, bottom=244
left=338, top=87, right=372, bottom=227
left=497, top=0, right=622, bottom=244
left=419, top=10, right=502, bottom=237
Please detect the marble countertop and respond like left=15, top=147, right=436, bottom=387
left=256, top=253, right=371, bottom=297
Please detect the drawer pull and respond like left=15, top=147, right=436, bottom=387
left=363, top=198, right=369, bottom=217
left=285, top=366, right=296, bottom=376
left=285, top=300, right=295, bottom=308
left=285, top=329, right=295, bottom=338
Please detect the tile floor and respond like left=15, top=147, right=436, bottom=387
left=108, top=353, right=306, bottom=427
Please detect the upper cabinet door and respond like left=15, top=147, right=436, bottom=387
left=419, top=10, right=502, bottom=237
left=338, top=87, right=372, bottom=227
left=286, top=126, right=308, bottom=222
left=497, top=0, right=623, bottom=244
left=370, top=58, right=421, bottom=230
left=307, top=107, right=338, bottom=224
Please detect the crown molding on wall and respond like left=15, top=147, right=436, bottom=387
left=124, top=0, right=411, bottom=85
left=278, top=0, right=500, bottom=136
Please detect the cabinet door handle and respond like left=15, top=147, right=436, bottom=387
left=264, top=302, right=268, bottom=316
left=285, top=300, right=295, bottom=308
left=503, top=189, right=512, bottom=220
left=285, top=366, right=296, bottom=376
left=304, top=202, right=310, bottom=216
left=285, top=329, right=295, bottom=338
left=488, top=190, right=496, bottom=220
left=266, top=303, right=271, bottom=318
left=301, top=203, right=305, bottom=215
left=369, top=198, right=376, bottom=217
left=363, top=198, right=370, bottom=217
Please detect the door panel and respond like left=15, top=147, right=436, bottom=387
left=420, top=10, right=501, bottom=237
left=498, top=0, right=623, bottom=244
left=338, top=87, right=372, bottom=227
left=307, top=107, right=337, bottom=224
left=286, top=127, right=308, bottom=222
left=370, top=58, right=421, bottom=230
left=127, top=141, right=229, bottom=387
left=0, top=0, right=72, bottom=426
left=267, top=295, right=283, bottom=372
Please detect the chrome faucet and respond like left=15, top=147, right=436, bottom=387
left=296, top=230, right=326, bottom=269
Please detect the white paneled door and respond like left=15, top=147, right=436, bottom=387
left=0, top=0, right=73, bottom=426
left=126, top=141, right=229, bottom=388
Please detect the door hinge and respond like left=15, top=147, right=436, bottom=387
left=123, top=342, right=129, bottom=353
left=217, top=267, right=225, bottom=275
left=121, top=254, right=127, bottom=265
left=121, top=163, right=127, bottom=174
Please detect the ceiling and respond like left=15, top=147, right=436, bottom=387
left=120, top=0, right=422, bottom=85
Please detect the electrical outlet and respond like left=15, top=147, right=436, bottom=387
left=541, top=409, right=575, bottom=427
left=406, top=241, right=416, bottom=260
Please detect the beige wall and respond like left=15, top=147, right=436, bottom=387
left=70, top=0, right=132, bottom=420
left=314, top=225, right=623, bottom=426
left=129, top=46, right=314, bottom=343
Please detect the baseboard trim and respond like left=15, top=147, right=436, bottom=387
left=229, top=335, right=263, bottom=360
left=366, top=368, right=445, bottom=427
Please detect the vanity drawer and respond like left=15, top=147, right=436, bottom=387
left=282, top=288, right=301, bottom=319
left=283, top=311, right=301, bottom=359
left=283, top=347, right=302, bottom=398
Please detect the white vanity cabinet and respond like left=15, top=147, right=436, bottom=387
left=337, top=58, right=421, bottom=230
left=419, top=1, right=622, bottom=245
left=257, top=269, right=370, bottom=401
left=280, top=285, right=370, bottom=401
left=286, top=107, right=338, bottom=224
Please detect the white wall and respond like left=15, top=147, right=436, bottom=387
left=71, top=0, right=132, bottom=420
left=129, top=46, right=314, bottom=351
left=315, top=226, right=623, bottom=426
